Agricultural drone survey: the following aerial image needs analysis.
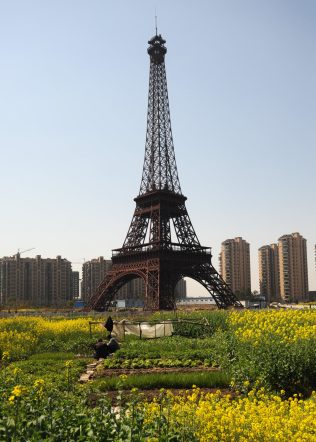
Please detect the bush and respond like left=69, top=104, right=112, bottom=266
left=231, top=336, right=316, bottom=396
left=151, top=310, right=229, bottom=337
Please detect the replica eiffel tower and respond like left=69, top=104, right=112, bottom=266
left=88, top=33, right=242, bottom=311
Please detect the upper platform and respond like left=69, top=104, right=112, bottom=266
left=147, top=34, right=167, bottom=64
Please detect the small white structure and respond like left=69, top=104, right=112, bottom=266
left=112, top=320, right=174, bottom=340
left=177, top=297, right=215, bottom=305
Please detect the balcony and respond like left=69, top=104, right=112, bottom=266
left=112, top=242, right=212, bottom=257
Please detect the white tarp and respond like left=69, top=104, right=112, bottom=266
left=112, top=320, right=173, bottom=340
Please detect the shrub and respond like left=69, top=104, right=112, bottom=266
left=231, top=336, right=316, bottom=396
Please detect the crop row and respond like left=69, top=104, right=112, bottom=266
left=103, top=357, right=216, bottom=369
left=1, top=370, right=316, bottom=442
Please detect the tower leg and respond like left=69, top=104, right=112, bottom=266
left=187, top=263, right=243, bottom=308
left=145, top=265, right=159, bottom=310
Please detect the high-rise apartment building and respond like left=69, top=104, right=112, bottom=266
left=81, top=256, right=145, bottom=306
left=116, top=276, right=146, bottom=306
left=72, top=271, right=80, bottom=299
left=81, top=257, right=112, bottom=303
left=219, top=237, right=251, bottom=295
left=0, top=254, right=73, bottom=307
left=81, top=256, right=187, bottom=306
left=278, top=232, right=308, bottom=302
left=258, top=244, right=280, bottom=303
left=175, top=279, right=187, bottom=300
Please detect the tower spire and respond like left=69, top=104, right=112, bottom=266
left=139, top=34, right=181, bottom=195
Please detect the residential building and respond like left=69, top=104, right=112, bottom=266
left=117, top=276, right=146, bottom=306
left=72, top=271, right=80, bottom=299
left=175, top=278, right=187, bottom=300
left=81, top=257, right=112, bottom=303
left=0, top=254, right=73, bottom=307
left=219, top=237, right=251, bottom=295
left=278, top=232, right=308, bottom=302
left=258, top=244, right=280, bottom=303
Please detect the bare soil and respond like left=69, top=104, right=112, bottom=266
left=97, top=366, right=220, bottom=377
left=89, top=387, right=234, bottom=406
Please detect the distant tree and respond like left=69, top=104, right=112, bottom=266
left=308, top=291, right=316, bottom=302
left=235, top=289, right=255, bottom=301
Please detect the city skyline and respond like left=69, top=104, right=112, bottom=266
left=1, top=1, right=315, bottom=294
left=1, top=232, right=314, bottom=300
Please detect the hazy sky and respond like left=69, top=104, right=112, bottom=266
left=0, top=0, right=315, bottom=293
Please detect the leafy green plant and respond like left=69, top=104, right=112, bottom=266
left=94, top=370, right=231, bottom=391
left=7, top=352, right=91, bottom=391
left=230, top=336, right=316, bottom=396
left=103, top=357, right=215, bottom=369
left=151, top=310, right=229, bottom=337
left=114, top=335, right=217, bottom=363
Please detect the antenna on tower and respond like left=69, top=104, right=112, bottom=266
left=155, top=9, right=158, bottom=35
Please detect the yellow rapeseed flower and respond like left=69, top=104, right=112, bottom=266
left=140, top=390, right=316, bottom=441
left=13, top=367, right=21, bottom=376
left=12, top=385, right=23, bottom=397
left=34, top=379, right=45, bottom=388
left=119, top=374, right=128, bottom=382
left=2, top=351, right=10, bottom=361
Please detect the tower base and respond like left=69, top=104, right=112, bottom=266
left=88, top=248, right=242, bottom=311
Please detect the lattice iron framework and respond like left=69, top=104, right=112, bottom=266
left=88, top=33, right=242, bottom=311
left=139, top=35, right=181, bottom=196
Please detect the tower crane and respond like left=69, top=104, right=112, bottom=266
left=15, top=248, right=35, bottom=257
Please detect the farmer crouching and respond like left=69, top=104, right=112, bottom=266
left=107, top=337, right=120, bottom=354
left=93, top=337, right=120, bottom=360
left=93, top=338, right=109, bottom=359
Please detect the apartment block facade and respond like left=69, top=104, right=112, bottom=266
left=278, top=232, right=308, bottom=302
left=258, top=244, right=280, bottom=303
left=72, top=271, right=80, bottom=299
left=81, top=256, right=186, bottom=306
left=81, top=257, right=113, bottom=303
left=219, top=237, right=251, bottom=295
left=0, top=254, right=73, bottom=307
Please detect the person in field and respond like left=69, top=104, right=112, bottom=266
left=104, top=316, right=114, bottom=338
left=93, top=336, right=120, bottom=359
left=93, top=339, right=109, bottom=359
left=107, top=337, right=120, bottom=354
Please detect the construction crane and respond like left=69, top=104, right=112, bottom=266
left=15, top=248, right=35, bottom=257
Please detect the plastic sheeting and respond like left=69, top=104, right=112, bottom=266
left=112, top=320, right=174, bottom=341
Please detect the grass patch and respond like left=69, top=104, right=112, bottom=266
left=151, top=310, right=229, bottom=337
left=29, top=352, right=75, bottom=361
left=115, top=335, right=217, bottom=361
left=94, top=370, right=230, bottom=391
left=8, top=352, right=92, bottom=389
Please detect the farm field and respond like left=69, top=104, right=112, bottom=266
left=1, top=310, right=316, bottom=441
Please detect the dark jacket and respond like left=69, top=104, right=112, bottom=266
left=107, top=338, right=120, bottom=353
left=93, top=341, right=109, bottom=359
